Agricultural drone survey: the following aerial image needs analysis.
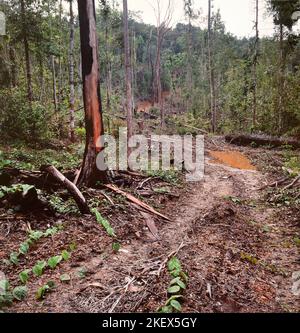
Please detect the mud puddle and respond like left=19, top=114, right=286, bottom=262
left=209, top=151, right=256, bottom=171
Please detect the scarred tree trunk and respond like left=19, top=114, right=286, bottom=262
left=69, top=0, right=75, bottom=142
left=123, top=0, right=133, bottom=157
left=77, top=0, right=107, bottom=186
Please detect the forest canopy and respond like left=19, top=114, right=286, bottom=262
left=0, top=0, right=299, bottom=145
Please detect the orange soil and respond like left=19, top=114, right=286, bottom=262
left=209, top=151, right=257, bottom=171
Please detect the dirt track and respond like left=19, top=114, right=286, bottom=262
left=2, top=140, right=299, bottom=313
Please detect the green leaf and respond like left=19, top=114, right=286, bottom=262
left=36, top=285, right=49, bottom=300
left=32, top=260, right=47, bottom=277
left=294, top=237, right=300, bottom=247
left=170, top=277, right=186, bottom=289
left=69, top=242, right=77, bottom=251
left=48, top=255, right=62, bottom=269
left=180, top=271, right=189, bottom=282
left=60, top=274, right=71, bottom=283
left=168, top=285, right=181, bottom=294
left=46, top=281, right=56, bottom=290
left=168, top=257, right=181, bottom=277
left=93, top=209, right=116, bottom=237
left=19, top=269, right=31, bottom=284
left=0, top=280, right=10, bottom=295
left=44, top=227, right=58, bottom=237
left=76, top=267, right=87, bottom=279
left=170, top=300, right=182, bottom=311
left=29, top=230, right=44, bottom=241
left=19, top=242, right=30, bottom=255
left=112, top=242, right=121, bottom=252
left=21, top=184, right=35, bottom=196
left=165, top=295, right=183, bottom=305
left=61, top=250, right=71, bottom=261
left=159, top=305, right=173, bottom=313
left=10, top=252, right=19, bottom=265
left=13, top=286, right=28, bottom=301
left=0, top=279, right=13, bottom=307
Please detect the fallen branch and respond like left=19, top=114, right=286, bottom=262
left=157, top=242, right=186, bottom=276
left=259, top=176, right=291, bottom=190
left=99, top=190, right=115, bottom=205
left=41, top=165, right=90, bottom=214
left=283, top=175, right=300, bottom=191
left=108, top=277, right=136, bottom=313
left=103, top=184, right=170, bottom=221
left=137, top=176, right=160, bottom=190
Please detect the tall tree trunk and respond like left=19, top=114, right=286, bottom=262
left=186, top=19, right=193, bottom=111
left=123, top=0, right=134, bottom=158
left=77, top=0, right=107, bottom=186
left=208, top=0, right=216, bottom=133
left=51, top=55, right=58, bottom=113
left=154, top=32, right=163, bottom=126
left=20, top=0, right=33, bottom=106
left=58, top=0, right=63, bottom=110
left=278, top=23, right=285, bottom=134
left=131, top=29, right=136, bottom=112
left=69, top=0, right=75, bottom=142
left=105, top=23, right=112, bottom=115
left=38, top=56, right=44, bottom=101
left=252, top=0, right=259, bottom=129
left=78, top=54, right=82, bottom=98
left=9, top=45, right=17, bottom=87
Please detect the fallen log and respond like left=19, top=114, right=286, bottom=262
left=41, top=165, right=90, bottom=214
left=225, top=134, right=300, bottom=149
left=103, top=184, right=170, bottom=221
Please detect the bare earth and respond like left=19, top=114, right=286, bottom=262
left=1, top=138, right=299, bottom=313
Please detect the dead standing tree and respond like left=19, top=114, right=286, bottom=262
left=152, top=0, right=173, bottom=127
left=77, top=0, right=108, bottom=186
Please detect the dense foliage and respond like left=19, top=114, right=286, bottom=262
left=0, top=0, right=299, bottom=142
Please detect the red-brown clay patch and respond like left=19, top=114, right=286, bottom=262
left=209, top=151, right=256, bottom=171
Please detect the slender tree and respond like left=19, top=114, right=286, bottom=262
left=9, top=45, right=17, bottom=87
left=51, top=54, right=58, bottom=113
left=152, top=0, right=172, bottom=127
left=20, top=0, right=33, bottom=106
left=69, top=0, right=75, bottom=142
left=123, top=0, right=134, bottom=157
left=252, top=0, right=259, bottom=129
left=184, top=0, right=194, bottom=111
left=208, top=0, right=216, bottom=132
left=77, top=0, right=107, bottom=186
